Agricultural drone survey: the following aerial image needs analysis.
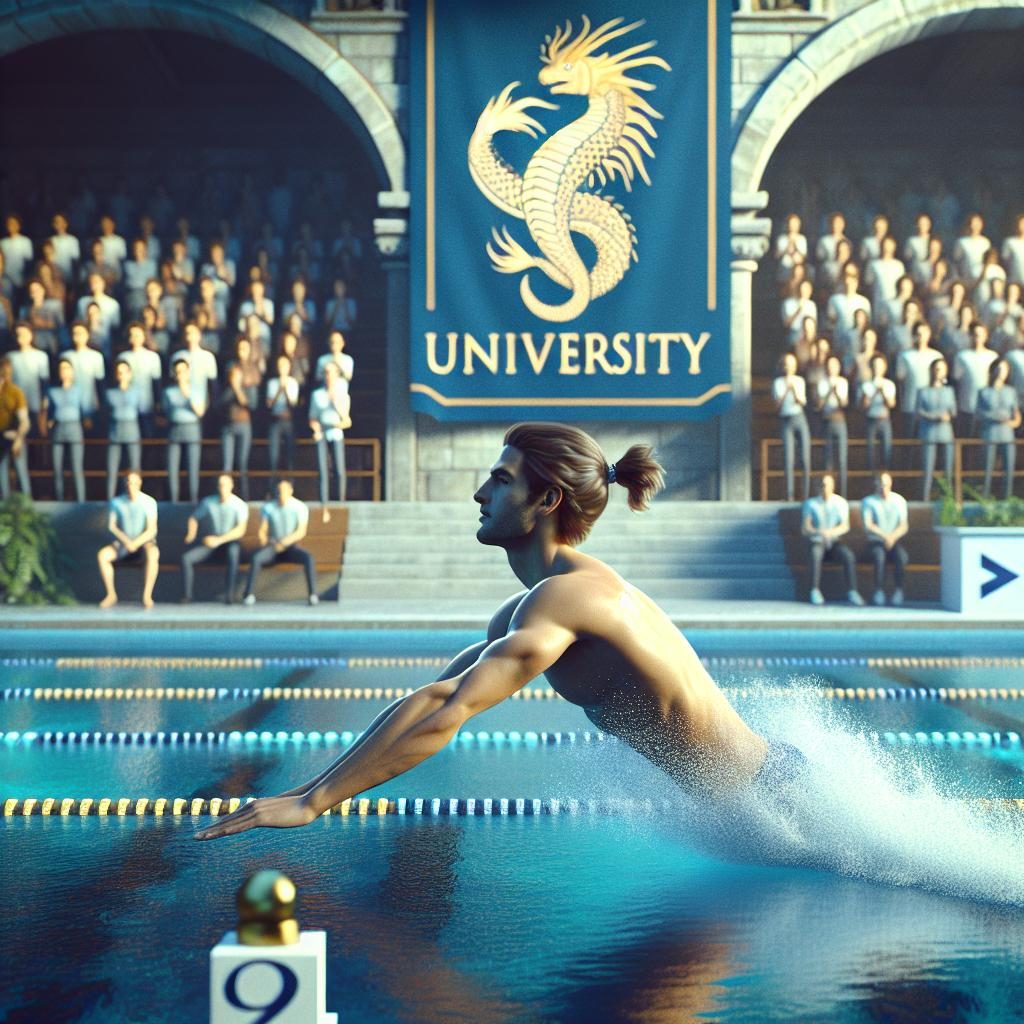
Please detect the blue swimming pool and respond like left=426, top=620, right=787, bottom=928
left=3, top=628, right=1024, bottom=1023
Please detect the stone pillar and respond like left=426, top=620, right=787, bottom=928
left=718, top=191, right=771, bottom=500
left=374, top=207, right=414, bottom=501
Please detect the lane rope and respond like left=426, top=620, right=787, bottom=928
left=4, top=794, right=1023, bottom=818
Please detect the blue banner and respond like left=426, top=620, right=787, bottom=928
left=409, top=1, right=731, bottom=421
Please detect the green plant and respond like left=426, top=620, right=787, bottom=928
left=935, top=477, right=1024, bottom=527
left=0, top=493, right=75, bottom=605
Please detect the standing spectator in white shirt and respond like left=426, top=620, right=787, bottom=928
left=20, top=279, right=63, bottom=356
left=308, top=360, right=351, bottom=522
left=802, top=473, right=863, bottom=607
left=170, top=321, right=219, bottom=409
left=315, top=330, right=355, bottom=393
left=97, top=215, right=128, bottom=270
left=827, top=264, right=872, bottom=365
left=861, top=472, right=909, bottom=607
left=0, top=214, right=33, bottom=289
left=62, top=321, right=106, bottom=421
left=781, top=278, right=817, bottom=347
left=953, top=213, right=991, bottom=289
left=904, top=213, right=933, bottom=286
left=75, top=273, right=121, bottom=358
left=772, top=352, right=811, bottom=502
left=121, top=322, right=162, bottom=437
left=237, top=280, right=274, bottom=344
left=865, top=236, right=906, bottom=315
left=48, top=212, right=80, bottom=282
left=1001, top=214, right=1024, bottom=287
left=10, top=322, right=50, bottom=425
left=815, top=211, right=848, bottom=266
left=324, top=277, right=358, bottom=333
left=266, top=353, right=300, bottom=490
left=859, top=214, right=890, bottom=265
left=952, top=322, right=998, bottom=435
left=774, top=213, right=809, bottom=284
left=859, top=353, right=897, bottom=471
left=815, top=353, right=849, bottom=496
left=895, top=321, right=941, bottom=437
left=123, top=238, right=157, bottom=320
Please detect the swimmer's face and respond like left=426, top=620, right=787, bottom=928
left=473, top=446, right=548, bottom=548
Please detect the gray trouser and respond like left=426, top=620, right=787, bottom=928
left=809, top=540, right=856, bottom=592
left=983, top=442, right=1016, bottom=500
left=921, top=441, right=953, bottom=500
left=244, top=544, right=316, bottom=598
left=268, top=419, right=295, bottom=485
left=868, top=541, right=908, bottom=590
left=823, top=416, right=848, bottom=496
left=0, top=437, right=31, bottom=498
left=181, top=541, right=240, bottom=601
left=52, top=435, right=85, bottom=502
left=781, top=413, right=810, bottom=501
left=316, top=437, right=347, bottom=504
left=865, top=418, right=892, bottom=471
left=107, top=441, right=142, bottom=500
left=221, top=422, right=252, bottom=500
left=167, top=440, right=201, bottom=504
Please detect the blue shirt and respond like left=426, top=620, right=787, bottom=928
left=106, top=386, right=140, bottom=422
left=111, top=493, right=157, bottom=540
left=861, top=492, right=908, bottom=536
left=46, top=385, right=83, bottom=423
left=309, top=387, right=347, bottom=441
left=260, top=496, right=309, bottom=542
left=163, top=385, right=202, bottom=425
left=802, top=494, right=849, bottom=531
left=194, top=494, right=249, bottom=536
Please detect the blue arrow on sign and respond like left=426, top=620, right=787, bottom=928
left=980, top=554, right=1019, bottom=599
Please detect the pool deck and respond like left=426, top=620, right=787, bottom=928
left=1, top=599, right=1020, bottom=632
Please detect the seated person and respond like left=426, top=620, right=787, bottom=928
left=802, top=472, right=864, bottom=607
left=242, top=480, right=319, bottom=607
left=861, top=471, right=909, bottom=607
left=180, top=473, right=249, bottom=604
left=96, top=470, right=160, bottom=609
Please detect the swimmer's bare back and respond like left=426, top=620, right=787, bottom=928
left=195, top=547, right=768, bottom=841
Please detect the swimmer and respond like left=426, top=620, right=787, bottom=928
left=195, top=422, right=792, bottom=841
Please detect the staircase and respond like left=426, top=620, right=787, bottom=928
left=340, top=498, right=796, bottom=602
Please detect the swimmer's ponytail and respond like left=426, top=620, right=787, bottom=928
left=610, top=444, right=665, bottom=511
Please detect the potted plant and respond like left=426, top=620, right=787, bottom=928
left=0, top=493, right=75, bottom=605
left=934, top=482, right=1024, bottom=614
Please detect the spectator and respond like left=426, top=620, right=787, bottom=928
left=973, top=247, right=1006, bottom=308
left=802, top=472, right=864, bottom=607
left=781, top=278, right=817, bottom=347
left=20, top=279, right=63, bottom=356
left=1003, top=282, right=1024, bottom=352
left=861, top=471, right=909, bottom=607
left=916, top=357, right=957, bottom=501
left=231, top=335, right=265, bottom=411
left=75, top=272, right=121, bottom=356
left=180, top=472, right=249, bottom=604
left=859, top=214, right=890, bottom=265
left=218, top=362, right=252, bottom=501
left=159, top=259, right=188, bottom=334
left=324, top=277, right=358, bottom=332
left=952, top=322, right=998, bottom=434
left=331, top=218, right=364, bottom=280
left=0, top=355, right=30, bottom=498
left=121, top=322, right=162, bottom=438
left=815, top=211, right=847, bottom=266
left=852, top=326, right=881, bottom=385
left=803, top=337, right=831, bottom=415
left=882, top=278, right=917, bottom=353
left=215, top=219, right=242, bottom=266
left=257, top=221, right=285, bottom=266
left=105, top=359, right=142, bottom=501
left=249, top=247, right=277, bottom=291
left=96, top=470, right=160, bottom=609
left=168, top=238, right=196, bottom=293
left=163, top=357, right=205, bottom=504
left=771, top=352, right=811, bottom=502
left=48, top=212, right=80, bottom=281
left=904, top=213, right=933, bottom=286
left=309, top=360, right=351, bottom=522
left=774, top=213, right=809, bottom=284
left=242, top=479, right=319, bottom=607
left=123, top=238, right=157, bottom=320
left=97, top=214, right=127, bottom=270
left=199, top=241, right=236, bottom=304
left=977, top=358, right=1020, bottom=500
left=277, top=331, right=309, bottom=393
left=192, top=277, right=227, bottom=354
left=43, top=357, right=86, bottom=502
left=859, top=353, right=896, bottom=471
left=815, top=353, right=849, bottom=496
left=34, top=240, right=67, bottom=307
left=940, top=300, right=974, bottom=361
left=924, top=239, right=951, bottom=307
left=1002, top=213, right=1024, bottom=287
left=266, top=353, right=300, bottom=490
left=820, top=237, right=854, bottom=299
left=292, top=221, right=324, bottom=265
left=895, top=321, right=941, bottom=437
left=237, top=280, right=274, bottom=343
left=174, top=216, right=201, bottom=263
left=315, top=329, right=354, bottom=391
left=10, top=322, right=50, bottom=428
left=80, top=237, right=120, bottom=292
left=143, top=277, right=174, bottom=352
left=864, top=236, right=906, bottom=315
left=62, top=321, right=105, bottom=421
left=793, top=315, right=818, bottom=368
left=827, top=264, right=871, bottom=366
left=1, top=214, right=33, bottom=289
left=953, top=213, right=991, bottom=288
left=170, top=321, right=219, bottom=408
left=137, top=214, right=162, bottom=265
left=281, top=277, right=317, bottom=337
left=983, top=276, right=1011, bottom=341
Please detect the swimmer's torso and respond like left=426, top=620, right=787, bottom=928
left=499, top=549, right=768, bottom=793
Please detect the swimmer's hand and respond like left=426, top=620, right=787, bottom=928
left=193, top=794, right=317, bottom=840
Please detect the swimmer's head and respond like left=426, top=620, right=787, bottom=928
left=474, top=422, right=664, bottom=548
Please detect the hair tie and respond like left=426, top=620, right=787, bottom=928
left=606, top=463, right=617, bottom=485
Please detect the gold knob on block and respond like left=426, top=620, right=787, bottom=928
left=236, top=871, right=299, bottom=946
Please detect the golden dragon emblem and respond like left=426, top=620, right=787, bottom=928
left=468, top=16, right=671, bottom=323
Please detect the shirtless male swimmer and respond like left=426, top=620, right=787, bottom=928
left=195, top=422, right=802, bottom=841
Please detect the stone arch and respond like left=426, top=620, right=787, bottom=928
left=732, top=0, right=1024, bottom=194
left=0, top=0, right=405, bottom=197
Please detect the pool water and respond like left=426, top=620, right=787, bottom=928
left=3, top=629, right=1024, bottom=1023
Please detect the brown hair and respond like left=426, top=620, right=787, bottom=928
left=503, top=422, right=665, bottom=546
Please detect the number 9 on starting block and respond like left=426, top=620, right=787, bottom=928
left=210, top=931, right=337, bottom=1024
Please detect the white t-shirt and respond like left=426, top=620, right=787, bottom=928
left=781, top=297, right=817, bottom=343
left=0, top=235, right=33, bottom=286
left=62, top=347, right=106, bottom=414
left=169, top=348, right=218, bottom=406
left=895, top=348, right=941, bottom=414
left=99, top=234, right=128, bottom=267
left=866, top=257, right=906, bottom=309
left=953, top=349, right=998, bottom=413
left=772, top=375, right=807, bottom=418
left=860, top=377, right=896, bottom=418
left=953, top=236, right=991, bottom=281
left=10, top=347, right=51, bottom=412
left=1001, top=237, right=1024, bottom=285
left=315, top=352, right=355, bottom=389
left=49, top=234, right=81, bottom=278
left=862, top=491, right=908, bottom=536
left=816, top=375, right=848, bottom=414
left=120, top=347, right=163, bottom=413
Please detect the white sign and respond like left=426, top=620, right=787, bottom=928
left=938, top=527, right=1024, bottom=615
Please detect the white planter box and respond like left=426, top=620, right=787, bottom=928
left=936, top=526, right=1024, bottom=615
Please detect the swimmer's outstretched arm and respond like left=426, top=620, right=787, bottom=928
left=194, top=624, right=573, bottom=840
